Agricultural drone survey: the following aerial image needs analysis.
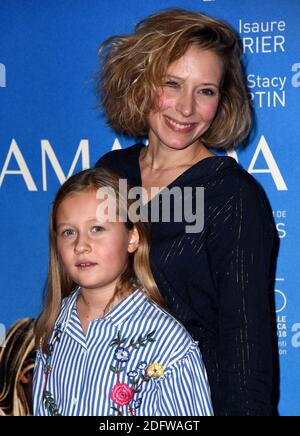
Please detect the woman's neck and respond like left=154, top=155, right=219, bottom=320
left=143, top=138, right=213, bottom=170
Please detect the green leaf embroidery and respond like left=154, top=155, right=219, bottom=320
left=110, top=365, right=118, bottom=373
left=147, top=330, right=156, bottom=339
left=43, top=390, right=61, bottom=416
left=110, top=339, right=119, bottom=346
left=110, top=406, right=122, bottom=416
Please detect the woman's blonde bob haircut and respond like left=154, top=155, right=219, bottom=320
left=96, top=8, right=252, bottom=150
left=35, top=167, right=165, bottom=352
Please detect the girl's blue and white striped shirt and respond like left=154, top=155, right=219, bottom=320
left=33, top=288, right=213, bottom=416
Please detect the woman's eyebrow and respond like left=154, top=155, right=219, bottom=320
left=165, top=74, right=219, bottom=87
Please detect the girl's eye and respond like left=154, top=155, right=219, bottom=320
left=61, top=229, right=75, bottom=237
left=91, top=226, right=105, bottom=233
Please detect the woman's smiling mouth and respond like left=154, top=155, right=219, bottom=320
left=163, top=115, right=198, bottom=133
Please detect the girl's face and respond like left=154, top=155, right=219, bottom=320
left=148, top=45, right=223, bottom=150
left=56, top=189, right=139, bottom=296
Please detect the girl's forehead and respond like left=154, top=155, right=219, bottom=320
left=56, top=189, right=122, bottom=225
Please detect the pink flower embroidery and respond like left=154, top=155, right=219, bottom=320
left=110, top=383, right=134, bottom=406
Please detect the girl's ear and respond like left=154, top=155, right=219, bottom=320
left=128, top=226, right=140, bottom=253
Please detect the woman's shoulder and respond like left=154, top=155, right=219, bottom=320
left=95, top=142, right=144, bottom=168
left=202, top=155, right=268, bottom=202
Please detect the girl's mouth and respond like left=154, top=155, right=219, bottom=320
left=76, top=262, right=98, bottom=270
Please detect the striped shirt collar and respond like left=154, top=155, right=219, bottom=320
left=55, top=287, right=150, bottom=334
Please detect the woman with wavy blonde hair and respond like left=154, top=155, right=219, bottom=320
left=0, top=318, right=35, bottom=416
left=96, top=8, right=276, bottom=416
left=33, top=167, right=213, bottom=416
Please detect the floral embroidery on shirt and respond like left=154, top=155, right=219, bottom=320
left=146, top=362, right=164, bottom=378
left=110, top=383, right=134, bottom=406
left=109, top=330, right=157, bottom=416
left=42, top=324, right=63, bottom=416
left=43, top=391, right=61, bottom=416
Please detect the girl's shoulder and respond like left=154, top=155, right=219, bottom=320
left=60, top=289, right=78, bottom=312
left=51, top=289, right=79, bottom=334
left=141, top=298, right=203, bottom=374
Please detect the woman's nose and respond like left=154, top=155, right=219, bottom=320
left=175, top=90, right=194, bottom=117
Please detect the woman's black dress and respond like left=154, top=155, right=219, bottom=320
left=96, top=143, right=276, bottom=416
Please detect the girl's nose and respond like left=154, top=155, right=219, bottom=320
left=74, top=234, right=91, bottom=254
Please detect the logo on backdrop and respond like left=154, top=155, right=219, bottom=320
left=248, top=73, right=286, bottom=108
left=0, top=136, right=288, bottom=192
left=273, top=210, right=287, bottom=239
left=0, top=63, right=6, bottom=88
left=238, top=19, right=286, bottom=54
left=291, top=63, right=300, bottom=87
left=291, top=323, right=300, bottom=348
left=275, top=287, right=287, bottom=313
left=247, top=64, right=300, bottom=108
left=275, top=279, right=288, bottom=356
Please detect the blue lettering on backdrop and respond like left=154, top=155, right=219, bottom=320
left=0, top=0, right=299, bottom=416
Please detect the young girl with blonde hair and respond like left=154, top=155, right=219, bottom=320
left=33, top=167, right=213, bottom=416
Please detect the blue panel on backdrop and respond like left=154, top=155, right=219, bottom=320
left=0, top=0, right=299, bottom=416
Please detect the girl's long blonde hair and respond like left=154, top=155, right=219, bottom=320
left=35, top=167, right=165, bottom=352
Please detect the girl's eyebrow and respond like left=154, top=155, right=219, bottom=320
left=56, top=218, right=96, bottom=227
left=56, top=222, right=73, bottom=228
left=56, top=218, right=109, bottom=228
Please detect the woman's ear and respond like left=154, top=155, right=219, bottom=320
left=128, top=226, right=140, bottom=253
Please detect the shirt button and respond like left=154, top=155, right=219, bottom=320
left=73, top=398, right=78, bottom=406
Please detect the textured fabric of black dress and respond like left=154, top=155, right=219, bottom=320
left=95, top=143, right=275, bottom=416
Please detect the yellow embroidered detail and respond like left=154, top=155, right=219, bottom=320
left=146, top=362, right=164, bottom=378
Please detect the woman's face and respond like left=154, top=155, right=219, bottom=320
left=148, top=45, right=223, bottom=151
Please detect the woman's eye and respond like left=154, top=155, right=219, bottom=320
left=164, top=80, right=179, bottom=88
left=199, top=88, right=215, bottom=96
